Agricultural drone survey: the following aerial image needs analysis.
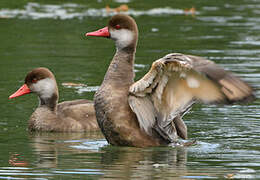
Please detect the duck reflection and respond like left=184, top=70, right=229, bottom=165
left=99, top=145, right=188, bottom=179
left=29, top=131, right=104, bottom=168
left=29, top=132, right=190, bottom=179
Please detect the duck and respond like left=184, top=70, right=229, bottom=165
left=9, top=67, right=99, bottom=132
left=86, top=14, right=255, bottom=147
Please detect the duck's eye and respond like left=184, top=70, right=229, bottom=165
left=32, top=78, right=38, bottom=83
left=115, top=25, right=121, bottom=29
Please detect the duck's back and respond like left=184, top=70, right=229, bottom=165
left=58, top=99, right=98, bottom=130
left=29, top=99, right=98, bottom=132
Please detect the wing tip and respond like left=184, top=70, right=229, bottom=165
left=228, top=93, right=256, bottom=104
left=203, top=91, right=256, bottom=105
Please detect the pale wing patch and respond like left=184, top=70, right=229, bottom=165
left=183, top=71, right=225, bottom=103
left=187, top=76, right=200, bottom=88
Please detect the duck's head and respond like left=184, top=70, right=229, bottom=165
left=86, top=14, right=138, bottom=51
left=9, top=67, right=58, bottom=101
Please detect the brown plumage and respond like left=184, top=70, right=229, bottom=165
left=9, top=67, right=99, bottom=132
left=86, top=14, right=255, bottom=147
left=129, top=53, right=255, bottom=142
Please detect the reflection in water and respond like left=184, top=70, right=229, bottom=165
left=29, top=132, right=104, bottom=168
left=26, top=132, right=195, bottom=179
left=9, top=154, right=29, bottom=167
left=99, top=146, right=189, bottom=179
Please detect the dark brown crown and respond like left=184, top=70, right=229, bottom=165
left=108, top=14, right=138, bottom=32
left=25, top=67, right=55, bottom=85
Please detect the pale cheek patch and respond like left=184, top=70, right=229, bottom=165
left=186, top=77, right=200, bottom=88
left=32, top=78, right=56, bottom=98
left=110, top=29, right=134, bottom=49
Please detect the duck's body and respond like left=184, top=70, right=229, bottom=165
left=95, top=50, right=163, bottom=146
left=87, top=14, right=255, bottom=147
left=9, top=67, right=99, bottom=132
left=29, top=99, right=97, bottom=132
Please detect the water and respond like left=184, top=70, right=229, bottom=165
left=0, top=0, right=259, bottom=179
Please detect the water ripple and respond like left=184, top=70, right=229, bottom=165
left=70, top=140, right=108, bottom=152
left=53, top=169, right=103, bottom=175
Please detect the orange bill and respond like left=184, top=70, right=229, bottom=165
left=9, top=84, right=31, bottom=99
left=86, top=26, right=110, bottom=37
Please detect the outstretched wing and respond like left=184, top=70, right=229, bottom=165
left=128, top=53, right=255, bottom=142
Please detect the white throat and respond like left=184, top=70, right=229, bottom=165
left=110, top=29, right=134, bottom=50
left=32, top=78, right=56, bottom=99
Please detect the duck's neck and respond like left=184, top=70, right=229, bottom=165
left=103, top=47, right=136, bottom=86
left=38, top=93, right=58, bottom=112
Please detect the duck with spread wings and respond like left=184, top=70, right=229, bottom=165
left=86, top=14, right=255, bottom=147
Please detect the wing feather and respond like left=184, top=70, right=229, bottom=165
left=129, top=53, right=255, bottom=142
left=128, top=96, right=156, bottom=136
left=187, top=54, right=255, bottom=103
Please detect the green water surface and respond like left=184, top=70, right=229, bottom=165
left=0, top=0, right=259, bottom=179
